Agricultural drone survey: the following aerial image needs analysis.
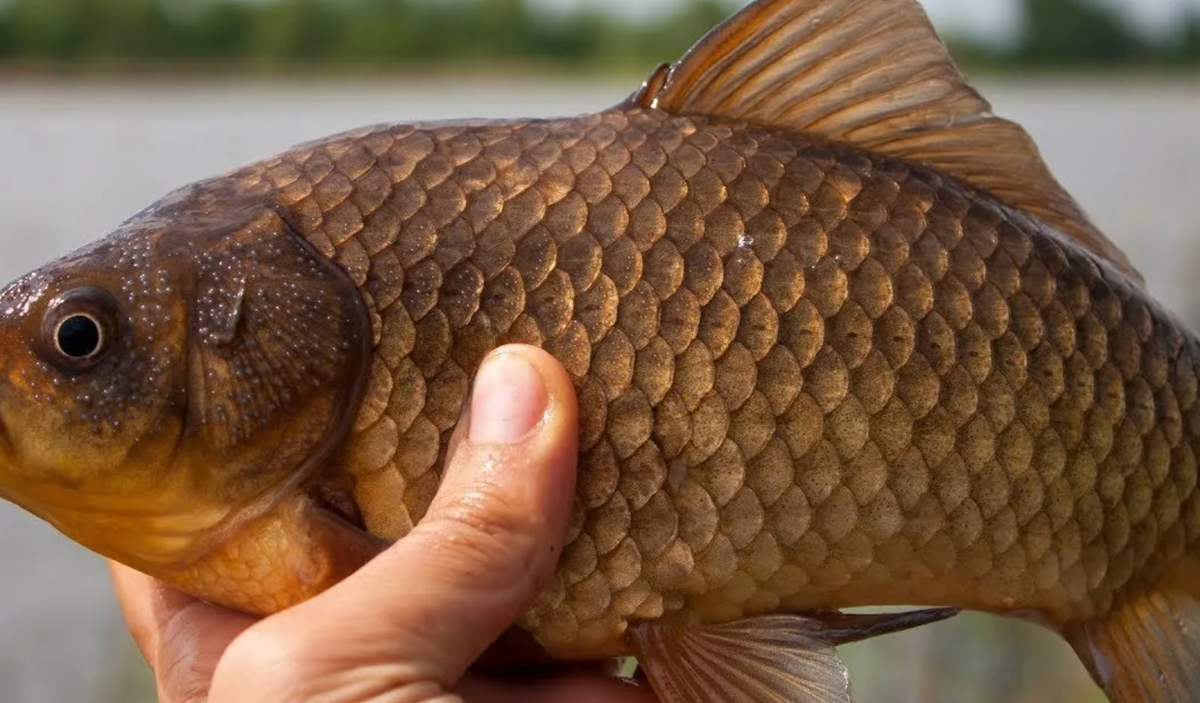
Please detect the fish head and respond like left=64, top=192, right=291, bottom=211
left=0, top=227, right=193, bottom=559
left=0, top=177, right=372, bottom=607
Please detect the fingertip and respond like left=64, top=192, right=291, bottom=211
left=491, top=343, right=579, bottom=507
left=499, top=343, right=578, bottom=432
left=435, top=343, right=579, bottom=543
left=460, top=344, right=578, bottom=452
left=469, top=348, right=550, bottom=445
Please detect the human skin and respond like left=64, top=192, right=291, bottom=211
left=110, top=346, right=655, bottom=703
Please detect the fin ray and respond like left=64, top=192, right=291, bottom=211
left=1067, top=588, right=1200, bottom=703
left=631, top=614, right=851, bottom=703
left=815, top=607, right=959, bottom=645
left=638, top=0, right=1139, bottom=281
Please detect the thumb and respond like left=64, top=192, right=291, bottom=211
left=210, top=345, right=579, bottom=699
left=368, top=343, right=581, bottom=680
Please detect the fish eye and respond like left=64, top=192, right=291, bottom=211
left=55, top=314, right=103, bottom=359
left=39, top=287, right=120, bottom=369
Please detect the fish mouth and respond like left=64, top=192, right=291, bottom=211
left=0, top=410, right=12, bottom=481
left=0, top=412, right=39, bottom=523
left=0, top=407, right=231, bottom=570
left=2, top=473, right=236, bottom=570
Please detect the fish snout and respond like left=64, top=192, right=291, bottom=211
left=0, top=333, right=11, bottom=459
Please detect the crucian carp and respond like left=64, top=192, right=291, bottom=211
left=0, top=1, right=1196, bottom=701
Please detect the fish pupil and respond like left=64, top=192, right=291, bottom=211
left=56, top=315, right=102, bottom=359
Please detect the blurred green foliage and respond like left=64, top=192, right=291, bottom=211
left=953, top=0, right=1200, bottom=71
left=0, top=0, right=1195, bottom=73
left=1017, top=0, right=1200, bottom=68
left=0, top=0, right=730, bottom=72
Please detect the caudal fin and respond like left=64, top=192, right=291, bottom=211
left=1066, top=585, right=1200, bottom=702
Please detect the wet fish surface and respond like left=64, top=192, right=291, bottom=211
left=1, top=1, right=1197, bottom=701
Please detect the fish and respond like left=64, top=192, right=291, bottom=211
left=0, top=0, right=1196, bottom=701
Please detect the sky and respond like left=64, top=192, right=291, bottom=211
left=531, top=0, right=1200, bottom=38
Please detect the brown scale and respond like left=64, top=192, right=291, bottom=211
left=230, top=107, right=1200, bottom=657
left=4, top=1, right=1200, bottom=701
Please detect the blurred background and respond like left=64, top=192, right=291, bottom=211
left=0, top=1, right=1197, bottom=701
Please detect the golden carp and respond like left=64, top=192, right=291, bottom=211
left=0, top=0, right=1196, bottom=701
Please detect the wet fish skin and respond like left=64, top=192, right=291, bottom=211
left=204, top=107, right=1193, bottom=657
left=2, top=0, right=1199, bottom=700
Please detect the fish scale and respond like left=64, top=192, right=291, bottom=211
left=4, top=1, right=1200, bottom=700
left=214, top=108, right=1200, bottom=656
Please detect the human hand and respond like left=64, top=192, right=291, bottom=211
left=111, top=345, right=655, bottom=703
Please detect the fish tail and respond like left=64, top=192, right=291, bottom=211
left=1065, top=561, right=1200, bottom=703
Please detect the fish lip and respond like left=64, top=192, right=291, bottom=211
left=0, top=415, right=17, bottom=507
left=0, top=410, right=10, bottom=466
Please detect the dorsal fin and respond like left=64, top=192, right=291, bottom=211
left=632, top=0, right=1140, bottom=282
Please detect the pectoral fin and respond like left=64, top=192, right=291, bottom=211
left=628, top=609, right=957, bottom=703
left=812, top=607, right=959, bottom=645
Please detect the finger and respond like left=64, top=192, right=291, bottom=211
left=110, top=561, right=257, bottom=703
left=338, top=344, right=578, bottom=677
left=214, top=344, right=579, bottom=693
left=110, top=561, right=191, bottom=669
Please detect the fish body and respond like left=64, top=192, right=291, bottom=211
left=235, top=106, right=1191, bottom=649
left=1, top=1, right=1198, bottom=702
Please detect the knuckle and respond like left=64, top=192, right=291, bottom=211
left=210, top=626, right=313, bottom=699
